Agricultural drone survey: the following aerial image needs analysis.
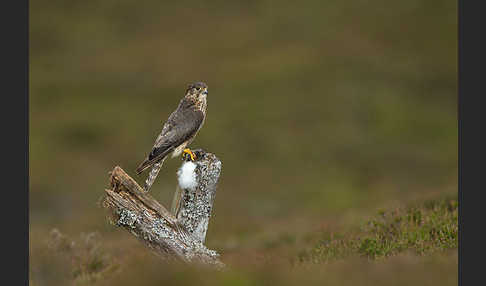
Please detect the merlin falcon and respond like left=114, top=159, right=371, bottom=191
left=136, top=82, right=208, bottom=192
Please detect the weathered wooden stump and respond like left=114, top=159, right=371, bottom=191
left=102, top=149, right=224, bottom=268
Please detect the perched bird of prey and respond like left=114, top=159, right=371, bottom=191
left=136, top=82, right=208, bottom=192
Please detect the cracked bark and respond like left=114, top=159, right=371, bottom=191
left=102, top=149, right=224, bottom=268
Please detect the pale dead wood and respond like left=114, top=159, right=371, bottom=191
left=102, top=150, right=224, bottom=268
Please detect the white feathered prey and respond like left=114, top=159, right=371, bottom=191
left=177, top=161, right=198, bottom=191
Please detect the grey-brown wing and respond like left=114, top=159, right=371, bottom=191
left=136, top=105, right=204, bottom=174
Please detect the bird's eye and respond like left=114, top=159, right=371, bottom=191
left=196, top=87, right=201, bottom=91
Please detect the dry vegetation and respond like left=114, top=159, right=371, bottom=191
left=35, top=194, right=457, bottom=286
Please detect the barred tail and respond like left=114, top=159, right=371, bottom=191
left=143, top=158, right=166, bottom=192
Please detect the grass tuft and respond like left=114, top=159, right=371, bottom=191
left=301, top=195, right=457, bottom=263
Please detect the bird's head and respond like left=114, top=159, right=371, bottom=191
left=185, top=82, right=208, bottom=100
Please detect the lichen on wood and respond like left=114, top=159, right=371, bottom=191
left=102, top=149, right=224, bottom=268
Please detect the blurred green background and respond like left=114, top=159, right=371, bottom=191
left=30, top=0, right=457, bottom=285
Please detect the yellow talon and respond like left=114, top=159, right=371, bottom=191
left=183, top=148, right=196, bottom=161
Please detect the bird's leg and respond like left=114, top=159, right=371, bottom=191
left=182, top=148, right=197, bottom=161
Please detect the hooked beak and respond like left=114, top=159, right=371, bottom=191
left=202, top=89, right=208, bottom=95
